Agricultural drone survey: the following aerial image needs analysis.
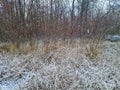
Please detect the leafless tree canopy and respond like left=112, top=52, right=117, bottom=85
left=0, top=0, right=120, bottom=43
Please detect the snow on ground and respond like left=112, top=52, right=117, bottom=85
left=0, top=40, right=120, bottom=90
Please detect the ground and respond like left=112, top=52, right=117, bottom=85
left=0, top=39, right=120, bottom=90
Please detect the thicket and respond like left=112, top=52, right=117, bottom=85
left=0, top=0, right=119, bottom=44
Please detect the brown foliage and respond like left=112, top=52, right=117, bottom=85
left=0, top=0, right=118, bottom=43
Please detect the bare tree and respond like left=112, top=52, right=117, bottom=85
left=0, top=0, right=119, bottom=42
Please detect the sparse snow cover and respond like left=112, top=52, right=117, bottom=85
left=0, top=40, right=120, bottom=90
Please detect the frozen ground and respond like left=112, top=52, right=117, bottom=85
left=0, top=40, right=120, bottom=90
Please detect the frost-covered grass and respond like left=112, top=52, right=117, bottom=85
left=0, top=39, right=120, bottom=90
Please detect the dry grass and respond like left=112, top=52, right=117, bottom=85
left=86, top=45, right=100, bottom=59
left=0, top=43, right=20, bottom=54
left=0, top=39, right=120, bottom=90
left=0, top=41, right=38, bottom=55
left=42, top=39, right=79, bottom=54
left=79, top=38, right=102, bottom=59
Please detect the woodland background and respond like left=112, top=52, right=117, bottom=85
left=0, top=0, right=120, bottom=43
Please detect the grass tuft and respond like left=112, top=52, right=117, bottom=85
left=86, top=44, right=100, bottom=59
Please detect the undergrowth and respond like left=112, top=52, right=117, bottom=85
left=0, top=39, right=120, bottom=90
left=0, top=40, right=38, bottom=55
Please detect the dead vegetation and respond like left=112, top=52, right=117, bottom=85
left=0, top=0, right=120, bottom=89
left=0, top=39, right=120, bottom=90
left=0, top=40, right=38, bottom=55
